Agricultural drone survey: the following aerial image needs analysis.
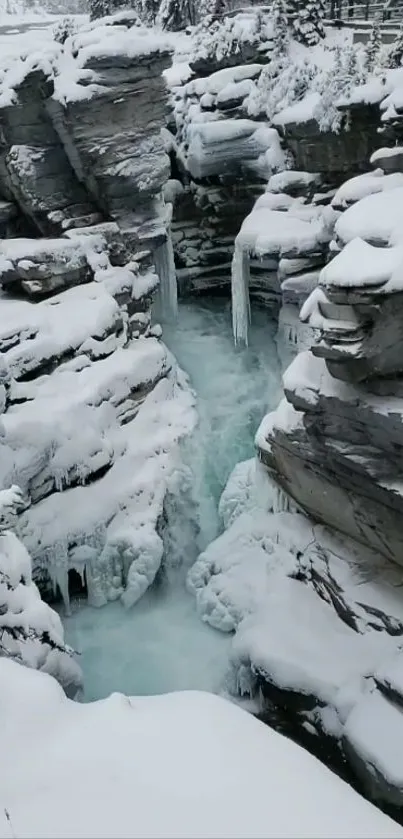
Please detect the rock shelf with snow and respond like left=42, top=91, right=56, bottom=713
left=62, top=298, right=283, bottom=700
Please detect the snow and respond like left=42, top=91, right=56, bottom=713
left=231, top=194, right=334, bottom=345
left=236, top=208, right=329, bottom=259
left=320, top=237, right=403, bottom=291
left=15, top=363, right=196, bottom=613
left=1, top=658, right=401, bottom=839
left=344, top=687, right=403, bottom=788
left=186, top=119, right=278, bottom=180
left=0, top=282, right=121, bottom=379
left=371, top=145, right=403, bottom=163
left=332, top=170, right=403, bottom=209
left=274, top=91, right=321, bottom=126
left=335, top=186, right=403, bottom=247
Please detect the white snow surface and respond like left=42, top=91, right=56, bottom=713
left=0, top=658, right=402, bottom=839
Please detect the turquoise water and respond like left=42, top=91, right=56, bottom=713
left=62, top=298, right=281, bottom=700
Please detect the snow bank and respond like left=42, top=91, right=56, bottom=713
left=0, top=658, right=401, bottom=839
left=16, top=364, right=196, bottom=612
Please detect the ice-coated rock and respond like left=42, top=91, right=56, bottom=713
left=252, top=147, right=403, bottom=808
left=0, top=14, right=195, bottom=613
left=0, top=486, right=83, bottom=698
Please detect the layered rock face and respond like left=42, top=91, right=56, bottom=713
left=262, top=151, right=403, bottom=566
left=248, top=146, right=403, bottom=809
left=167, top=10, right=383, bottom=307
left=0, top=16, right=195, bottom=612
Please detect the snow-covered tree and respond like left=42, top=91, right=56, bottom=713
left=270, top=0, right=290, bottom=57
left=387, top=21, right=403, bottom=68
left=313, top=43, right=365, bottom=132
left=293, top=0, right=325, bottom=46
left=365, top=16, right=382, bottom=72
left=89, top=0, right=111, bottom=18
left=197, top=0, right=225, bottom=21
left=53, top=15, right=79, bottom=43
left=157, top=0, right=192, bottom=29
left=89, top=0, right=131, bottom=20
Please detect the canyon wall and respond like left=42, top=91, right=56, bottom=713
left=0, top=16, right=195, bottom=611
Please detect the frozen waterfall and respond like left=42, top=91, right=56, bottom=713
left=154, top=233, right=178, bottom=321
left=62, top=298, right=282, bottom=701
left=231, top=240, right=251, bottom=346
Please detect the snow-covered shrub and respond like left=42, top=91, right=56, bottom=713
left=53, top=16, right=78, bottom=44
left=247, top=54, right=317, bottom=121
left=270, top=0, right=290, bottom=56
left=157, top=0, right=192, bottom=30
left=197, top=0, right=225, bottom=19
left=291, top=0, right=325, bottom=47
left=386, top=21, right=403, bottom=68
left=89, top=0, right=132, bottom=19
left=190, top=11, right=272, bottom=68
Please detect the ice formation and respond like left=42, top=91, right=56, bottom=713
left=0, top=485, right=82, bottom=698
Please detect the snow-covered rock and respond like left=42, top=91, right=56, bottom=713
left=0, top=486, right=82, bottom=698
left=0, top=14, right=192, bottom=612
left=247, top=145, right=403, bottom=807
left=0, top=657, right=402, bottom=839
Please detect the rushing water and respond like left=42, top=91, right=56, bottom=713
left=63, top=298, right=282, bottom=701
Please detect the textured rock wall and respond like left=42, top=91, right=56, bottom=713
left=0, top=18, right=190, bottom=610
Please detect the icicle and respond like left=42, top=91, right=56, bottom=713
left=154, top=233, right=178, bottom=322
left=231, top=239, right=251, bottom=346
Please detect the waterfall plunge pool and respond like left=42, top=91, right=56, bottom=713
left=62, top=298, right=283, bottom=701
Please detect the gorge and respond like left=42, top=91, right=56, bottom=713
left=2, top=6, right=403, bottom=837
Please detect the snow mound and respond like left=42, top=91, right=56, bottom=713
left=0, top=657, right=401, bottom=839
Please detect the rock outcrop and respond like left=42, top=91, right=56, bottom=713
left=249, top=144, right=403, bottom=811
left=0, top=485, right=83, bottom=698
left=0, top=15, right=195, bottom=612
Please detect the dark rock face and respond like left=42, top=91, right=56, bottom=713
left=47, top=52, right=171, bottom=236
left=0, top=71, right=99, bottom=236
left=277, top=104, right=382, bottom=184
left=172, top=179, right=263, bottom=295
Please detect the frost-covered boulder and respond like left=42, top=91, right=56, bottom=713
left=0, top=486, right=82, bottom=698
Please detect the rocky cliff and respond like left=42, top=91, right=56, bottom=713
left=0, top=14, right=195, bottom=612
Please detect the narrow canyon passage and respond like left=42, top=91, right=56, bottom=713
left=62, top=297, right=283, bottom=701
